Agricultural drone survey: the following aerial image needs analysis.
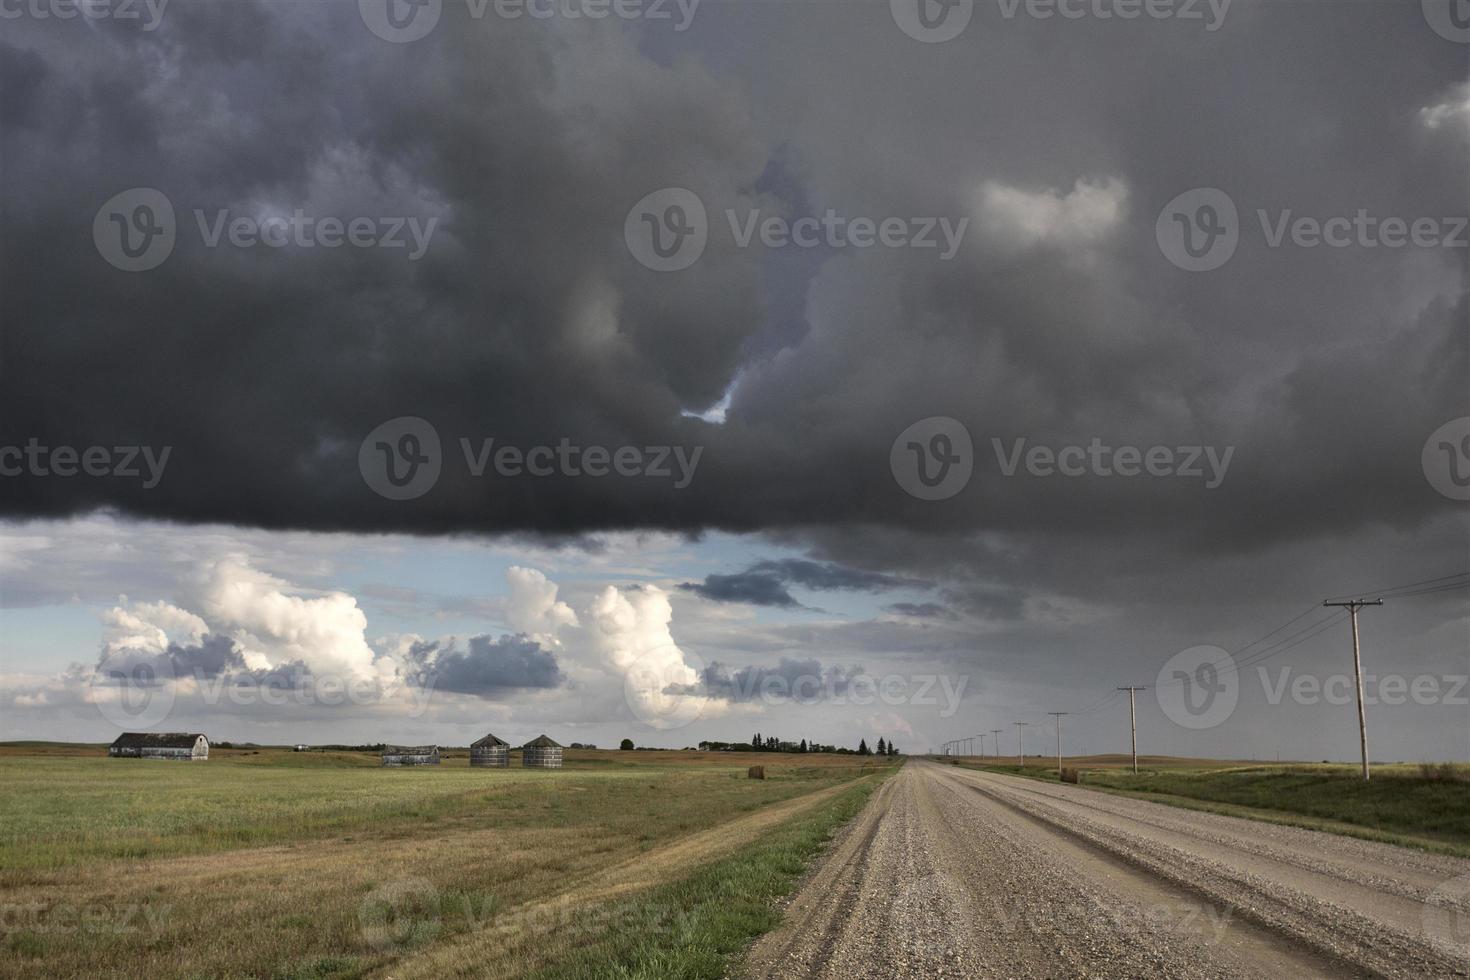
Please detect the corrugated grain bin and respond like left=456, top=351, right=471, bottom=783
left=470, top=733, right=510, bottom=768
left=521, top=734, right=563, bottom=769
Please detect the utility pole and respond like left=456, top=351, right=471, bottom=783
left=1324, top=598, right=1383, bottom=781
left=1014, top=722, right=1029, bottom=766
left=1048, top=712, right=1068, bottom=773
left=991, top=730, right=1003, bottom=764
left=1117, top=687, right=1146, bottom=774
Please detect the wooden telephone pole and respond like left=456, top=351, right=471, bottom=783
left=1014, top=721, right=1029, bottom=766
left=1117, top=687, right=1146, bottom=774
left=1323, top=598, right=1383, bottom=781
left=1048, top=712, right=1068, bottom=772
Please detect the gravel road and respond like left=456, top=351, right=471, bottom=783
left=741, top=760, right=1470, bottom=979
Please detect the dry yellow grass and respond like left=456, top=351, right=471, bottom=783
left=0, top=745, right=893, bottom=979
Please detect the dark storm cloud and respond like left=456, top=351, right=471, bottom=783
left=407, top=634, right=564, bottom=697
left=676, top=656, right=864, bottom=703
left=0, top=0, right=1464, bottom=607
left=886, top=602, right=956, bottom=620
left=680, top=559, right=921, bottom=607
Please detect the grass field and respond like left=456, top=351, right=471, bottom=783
left=0, top=744, right=893, bottom=979
left=947, top=755, right=1470, bottom=856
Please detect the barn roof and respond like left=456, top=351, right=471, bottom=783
left=110, top=732, right=205, bottom=748
left=471, top=733, right=509, bottom=747
left=523, top=734, right=562, bottom=748
left=382, top=745, right=438, bottom=755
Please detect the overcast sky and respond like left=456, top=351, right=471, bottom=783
left=1, top=0, right=1466, bottom=759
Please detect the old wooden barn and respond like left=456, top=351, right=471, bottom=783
left=521, top=734, right=563, bottom=769
left=108, top=732, right=209, bottom=760
left=381, top=744, right=440, bottom=766
left=470, top=733, right=510, bottom=767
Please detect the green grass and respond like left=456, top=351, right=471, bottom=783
left=959, top=761, right=1470, bottom=857
left=528, top=780, right=876, bottom=980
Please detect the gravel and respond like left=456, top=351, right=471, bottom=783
left=739, top=760, right=1470, bottom=979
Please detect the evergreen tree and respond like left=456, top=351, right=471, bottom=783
left=876, top=737, right=887, bottom=756
left=857, top=738, right=870, bottom=756
left=752, top=732, right=761, bottom=752
left=799, top=738, right=808, bottom=753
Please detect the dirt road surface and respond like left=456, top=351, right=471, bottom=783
left=742, top=760, right=1470, bottom=979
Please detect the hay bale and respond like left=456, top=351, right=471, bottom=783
left=747, top=765, right=765, bottom=780
left=1060, top=767, right=1081, bottom=784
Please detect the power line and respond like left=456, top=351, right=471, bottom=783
left=1326, top=570, right=1469, bottom=603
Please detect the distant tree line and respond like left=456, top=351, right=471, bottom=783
left=694, top=733, right=900, bottom=756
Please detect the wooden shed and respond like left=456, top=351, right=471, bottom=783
left=381, top=744, right=440, bottom=767
left=521, top=734, right=563, bottom=769
left=469, top=733, right=510, bottom=767
left=108, top=732, right=209, bottom=761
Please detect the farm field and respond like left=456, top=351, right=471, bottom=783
left=946, top=755, right=1470, bottom=856
left=0, top=745, right=894, bottom=979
